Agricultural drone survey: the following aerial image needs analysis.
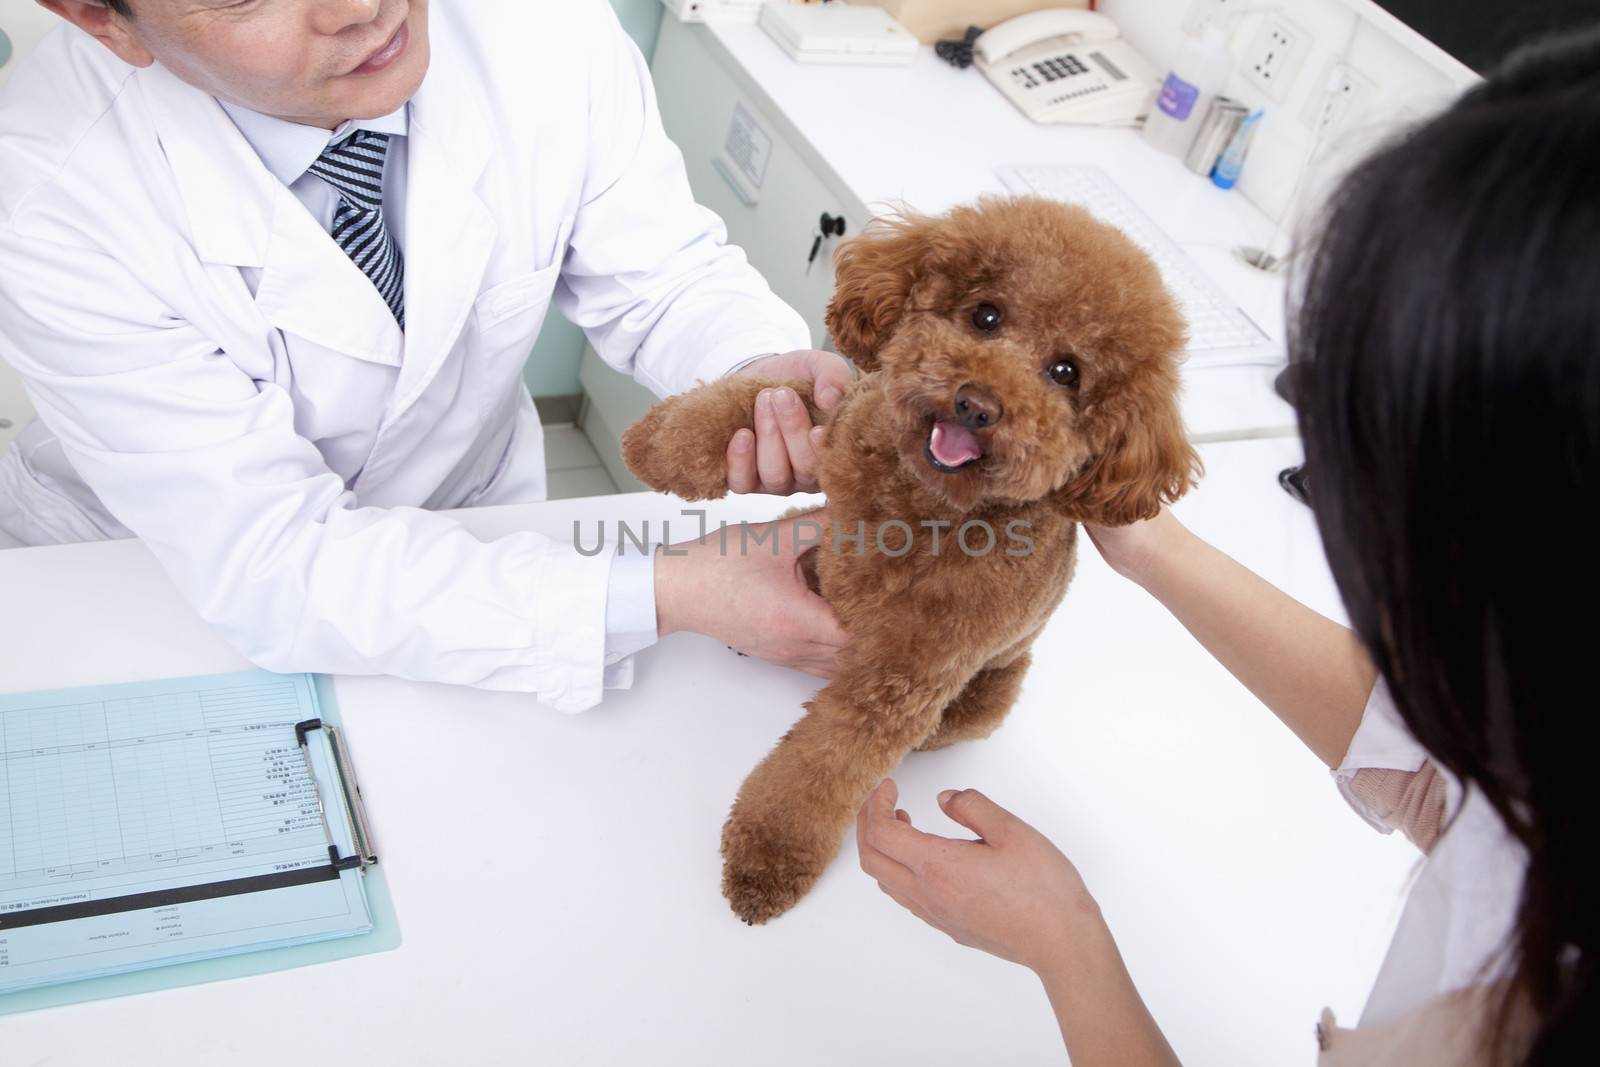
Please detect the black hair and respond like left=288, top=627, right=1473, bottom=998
left=103, top=0, right=132, bottom=15
left=1292, top=22, right=1600, bottom=1064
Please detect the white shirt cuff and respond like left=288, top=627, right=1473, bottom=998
left=1332, top=679, right=1436, bottom=833
left=721, top=351, right=777, bottom=378
left=604, top=544, right=659, bottom=676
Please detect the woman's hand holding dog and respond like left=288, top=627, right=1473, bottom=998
left=654, top=509, right=848, bottom=679
left=1083, top=509, right=1187, bottom=585
left=727, top=350, right=853, bottom=494
left=858, top=780, right=1180, bottom=1066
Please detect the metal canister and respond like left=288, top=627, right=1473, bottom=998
left=1184, top=96, right=1249, bottom=177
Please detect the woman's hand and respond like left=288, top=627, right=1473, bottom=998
left=858, top=781, right=1180, bottom=1066
left=727, top=350, right=853, bottom=494
left=855, top=779, right=1102, bottom=972
left=1082, top=508, right=1188, bottom=586
left=654, top=509, right=847, bottom=678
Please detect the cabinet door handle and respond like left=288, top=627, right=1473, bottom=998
left=806, top=213, right=849, bottom=274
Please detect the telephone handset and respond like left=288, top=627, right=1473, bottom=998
left=973, top=10, right=1160, bottom=126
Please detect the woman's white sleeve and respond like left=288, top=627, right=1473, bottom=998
left=1332, top=680, right=1439, bottom=835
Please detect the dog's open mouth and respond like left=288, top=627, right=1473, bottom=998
left=925, top=419, right=984, bottom=472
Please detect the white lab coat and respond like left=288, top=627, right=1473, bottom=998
left=0, top=0, right=809, bottom=709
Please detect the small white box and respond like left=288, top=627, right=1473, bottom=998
left=758, top=3, right=919, bottom=66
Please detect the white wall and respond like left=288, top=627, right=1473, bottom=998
left=0, top=0, right=59, bottom=89
left=1101, top=0, right=1477, bottom=253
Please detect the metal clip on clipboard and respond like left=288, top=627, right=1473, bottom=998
left=294, top=718, right=379, bottom=874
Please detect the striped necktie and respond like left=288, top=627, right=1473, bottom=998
left=308, top=130, right=405, bottom=328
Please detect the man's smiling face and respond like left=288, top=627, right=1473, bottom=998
left=41, top=0, right=431, bottom=128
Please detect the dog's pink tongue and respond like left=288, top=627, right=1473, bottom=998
left=929, top=420, right=983, bottom=468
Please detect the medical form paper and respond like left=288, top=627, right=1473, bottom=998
left=0, top=672, right=373, bottom=995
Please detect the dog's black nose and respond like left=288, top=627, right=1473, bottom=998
left=954, top=386, right=1003, bottom=430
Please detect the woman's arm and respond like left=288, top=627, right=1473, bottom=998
left=857, top=782, right=1180, bottom=1066
left=1036, top=922, right=1181, bottom=1067
left=1087, top=511, right=1375, bottom=768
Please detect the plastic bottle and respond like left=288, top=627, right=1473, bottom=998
left=1143, top=23, right=1235, bottom=157
left=1211, top=110, right=1263, bottom=189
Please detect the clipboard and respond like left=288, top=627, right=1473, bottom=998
left=0, top=674, right=400, bottom=1016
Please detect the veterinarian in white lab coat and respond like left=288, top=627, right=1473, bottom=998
left=857, top=27, right=1600, bottom=1066
left=0, top=0, right=850, bottom=709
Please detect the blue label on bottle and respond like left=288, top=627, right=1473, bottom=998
left=1156, top=73, right=1201, bottom=121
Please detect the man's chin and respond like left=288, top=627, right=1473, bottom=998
left=318, top=14, right=430, bottom=123
left=342, top=46, right=429, bottom=119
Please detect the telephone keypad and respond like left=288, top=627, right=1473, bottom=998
left=1031, top=54, right=1089, bottom=83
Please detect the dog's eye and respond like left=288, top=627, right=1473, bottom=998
left=971, top=303, right=1003, bottom=334
left=1048, top=358, right=1080, bottom=389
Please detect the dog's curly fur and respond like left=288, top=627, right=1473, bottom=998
left=623, top=196, right=1200, bottom=924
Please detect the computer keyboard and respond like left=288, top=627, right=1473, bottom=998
left=997, top=165, right=1277, bottom=367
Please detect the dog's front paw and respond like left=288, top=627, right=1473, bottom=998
left=620, top=396, right=732, bottom=501
left=622, top=376, right=824, bottom=501
left=720, top=808, right=831, bottom=925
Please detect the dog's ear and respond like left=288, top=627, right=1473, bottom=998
left=824, top=215, right=933, bottom=373
left=1056, top=376, right=1201, bottom=527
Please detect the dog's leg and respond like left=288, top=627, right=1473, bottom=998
left=917, top=622, right=1043, bottom=752
left=720, top=655, right=975, bottom=924
left=621, top=377, right=823, bottom=500
left=915, top=651, right=1032, bottom=752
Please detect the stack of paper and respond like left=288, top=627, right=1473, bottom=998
left=0, top=672, right=374, bottom=994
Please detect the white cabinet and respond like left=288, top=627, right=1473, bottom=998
left=582, top=16, right=865, bottom=490
left=652, top=17, right=866, bottom=348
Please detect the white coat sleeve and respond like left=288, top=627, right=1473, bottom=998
left=550, top=3, right=811, bottom=398
left=1332, top=680, right=1453, bottom=850
left=0, top=231, right=615, bottom=713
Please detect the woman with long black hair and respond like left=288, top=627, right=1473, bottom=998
left=856, top=24, right=1599, bottom=1065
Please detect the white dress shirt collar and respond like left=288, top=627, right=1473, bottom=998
left=217, top=100, right=409, bottom=187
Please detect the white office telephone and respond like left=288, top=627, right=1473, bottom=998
left=973, top=10, right=1159, bottom=126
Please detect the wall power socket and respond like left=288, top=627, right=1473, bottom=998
left=1182, top=0, right=1241, bottom=38
left=1300, top=59, right=1380, bottom=142
left=1241, top=16, right=1312, bottom=103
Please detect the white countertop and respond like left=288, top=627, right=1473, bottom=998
left=705, top=25, right=1279, bottom=240
left=0, top=436, right=1416, bottom=1065
left=698, top=23, right=1298, bottom=442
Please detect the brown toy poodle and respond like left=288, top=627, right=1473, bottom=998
left=622, top=195, right=1199, bottom=924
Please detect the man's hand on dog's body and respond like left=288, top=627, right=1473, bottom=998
left=727, top=350, right=853, bottom=494
left=858, top=780, right=1181, bottom=1066
left=653, top=510, right=847, bottom=678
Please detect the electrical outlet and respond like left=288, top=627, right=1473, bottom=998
left=1181, top=0, right=1241, bottom=38
left=1240, top=16, right=1312, bottom=103
left=1300, top=60, right=1379, bottom=142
